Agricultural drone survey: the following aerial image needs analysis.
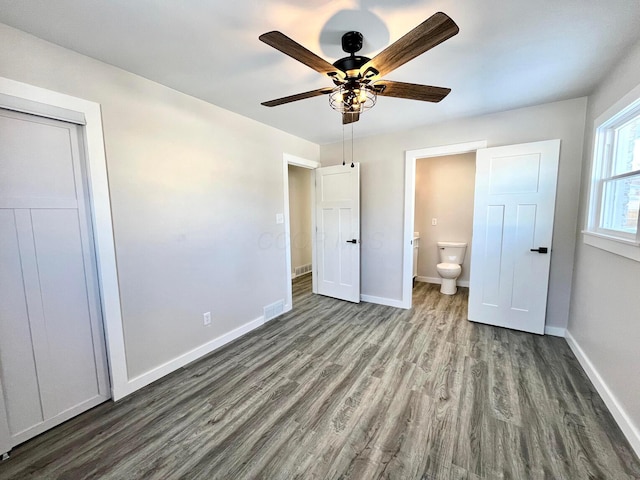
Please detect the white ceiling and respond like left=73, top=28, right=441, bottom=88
left=1, top=0, right=640, bottom=144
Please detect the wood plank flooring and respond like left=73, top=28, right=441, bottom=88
left=1, top=275, right=639, bottom=479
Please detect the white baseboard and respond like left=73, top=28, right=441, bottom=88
left=543, top=326, right=566, bottom=337
left=360, top=294, right=406, bottom=309
left=565, top=330, right=640, bottom=457
left=416, top=276, right=470, bottom=288
left=119, top=315, right=265, bottom=399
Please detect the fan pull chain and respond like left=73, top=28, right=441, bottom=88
left=342, top=122, right=346, bottom=166
left=351, top=122, right=354, bottom=168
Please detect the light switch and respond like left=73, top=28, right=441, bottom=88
left=276, top=213, right=284, bottom=224
left=432, top=218, right=437, bottom=226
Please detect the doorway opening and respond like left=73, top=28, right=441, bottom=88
left=282, top=154, right=320, bottom=312
left=402, top=141, right=487, bottom=309
left=414, top=152, right=476, bottom=291
left=288, top=164, right=313, bottom=299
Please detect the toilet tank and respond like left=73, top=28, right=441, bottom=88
left=437, top=242, right=467, bottom=264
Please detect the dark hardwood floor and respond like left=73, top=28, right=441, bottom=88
left=1, top=275, right=639, bottom=479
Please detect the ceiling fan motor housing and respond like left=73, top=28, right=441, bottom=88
left=341, top=31, right=363, bottom=54
left=333, top=55, right=370, bottom=74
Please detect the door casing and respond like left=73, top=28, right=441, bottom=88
left=282, top=153, right=320, bottom=313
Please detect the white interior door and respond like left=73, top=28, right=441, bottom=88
left=468, top=139, right=560, bottom=334
left=0, top=108, right=110, bottom=453
left=315, top=163, right=360, bottom=303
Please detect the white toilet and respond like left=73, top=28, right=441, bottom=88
left=436, top=242, right=467, bottom=295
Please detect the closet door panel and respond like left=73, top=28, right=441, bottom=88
left=30, top=208, right=102, bottom=411
left=0, top=112, right=77, bottom=204
left=0, top=210, right=44, bottom=435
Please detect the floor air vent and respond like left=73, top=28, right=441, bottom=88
left=264, top=300, right=285, bottom=322
left=294, top=264, right=312, bottom=277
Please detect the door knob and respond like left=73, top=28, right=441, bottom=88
left=346, top=239, right=357, bottom=244
left=530, top=247, right=548, bottom=254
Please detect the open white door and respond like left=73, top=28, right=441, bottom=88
left=468, top=140, right=560, bottom=334
left=315, top=163, right=360, bottom=303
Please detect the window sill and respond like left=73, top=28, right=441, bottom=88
left=582, top=231, right=640, bottom=262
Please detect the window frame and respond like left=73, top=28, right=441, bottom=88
left=584, top=86, right=640, bottom=262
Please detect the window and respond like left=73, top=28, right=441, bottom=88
left=584, top=92, right=640, bottom=261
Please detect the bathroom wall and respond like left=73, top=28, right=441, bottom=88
left=414, top=153, right=476, bottom=284
left=288, top=165, right=312, bottom=275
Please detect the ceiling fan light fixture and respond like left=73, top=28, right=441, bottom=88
left=259, top=12, right=459, bottom=123
left=329, top=84, right=377, bottom=114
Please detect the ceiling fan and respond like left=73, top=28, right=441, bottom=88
left=259, top=12, right=459, bottom=125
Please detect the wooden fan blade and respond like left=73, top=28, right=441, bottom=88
left=259, top=31, right=343, bottom=76
left=363, top=12, right=458, bottom=78
left=342, top=111, right=360, bottom=124
left=375, top=81, right=451, bottom=102
left=261, top=87, right=334, bottom=107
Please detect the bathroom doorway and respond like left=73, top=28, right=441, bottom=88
left=414, top=153, right=476, bottom=288
left=401, top=141, right=487, bottom=309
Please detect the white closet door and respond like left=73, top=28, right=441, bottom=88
left=0, top=108, right=110, bottom=452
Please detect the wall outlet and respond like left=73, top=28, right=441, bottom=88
left=203, top=312, right=212, bottom=326
left=431, top=218, right=438, bottom=226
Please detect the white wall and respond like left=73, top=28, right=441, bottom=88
left=320, top=97, right=587, bottom=329
left=287, top=165, right=312, bottom=274
left=415, top=153, right=475, bottom=283
left=0, top=24, right=319, bottom=384
left=567, top=37, right=640, bottom=454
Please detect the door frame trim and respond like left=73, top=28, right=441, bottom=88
left=0, top=77, right=128, bottom=401
left=282, top=153, right=320, bottom=312
left=402, top=140, right=488, bottom=309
